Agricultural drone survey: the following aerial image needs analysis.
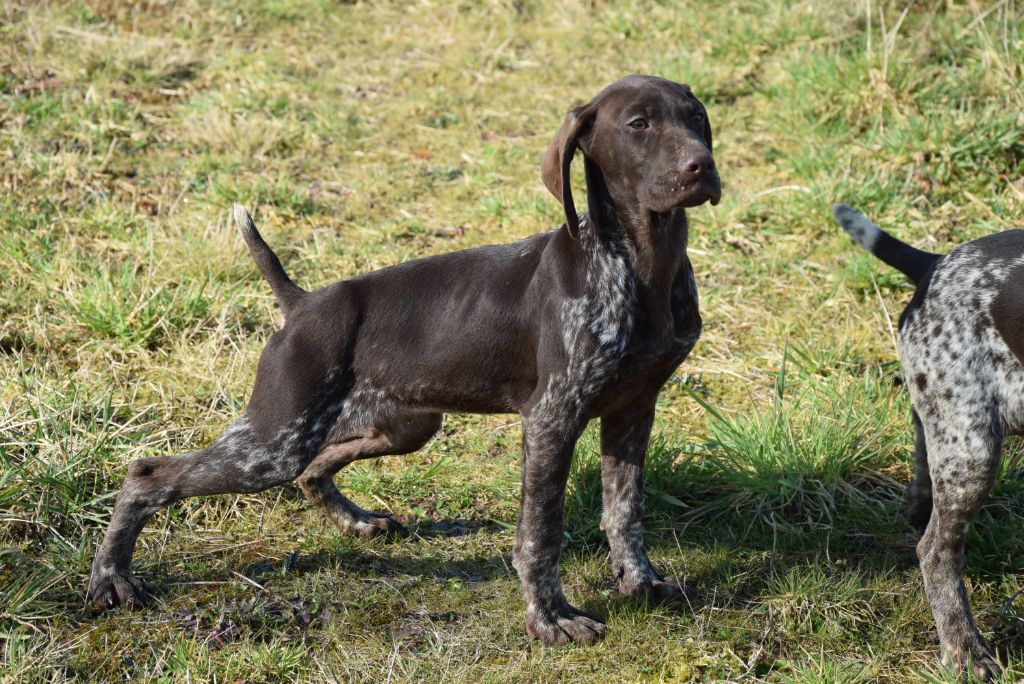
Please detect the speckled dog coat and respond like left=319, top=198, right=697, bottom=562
left=835, top=203, right=1024, bottom=680
left=87, top=75, right=722, bottom=647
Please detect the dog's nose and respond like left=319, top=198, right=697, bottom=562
left=680, top=152, right=715, bottom=181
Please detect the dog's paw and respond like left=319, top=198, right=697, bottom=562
left=940, top=635, right=1001, bottom=682
left=526, top=601, right=607, bottom=646
left=618, top=575, right=697, bottom=605
left=88, top=568, right=148, bottom=610
left=352, top=511, right=407, bottom=539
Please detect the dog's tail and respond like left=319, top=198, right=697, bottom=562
left=832, top=203, right=941, bottom=285
left=232, top=204, right=306, bottom=314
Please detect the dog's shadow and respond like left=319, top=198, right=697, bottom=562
left=176, top=458, right=912, bottom=605
left=565, top=448, right=1024, bottom=663
left=135, top=440, right=1024, bottom=666
left=205, top=464, right=910, bottom=623
left=203, top=516, right=515, bottom=587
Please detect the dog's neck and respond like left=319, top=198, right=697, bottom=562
left=584, top=161, right=689, bottom=302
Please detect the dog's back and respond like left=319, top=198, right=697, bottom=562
left=900, top=231, right=1024, bottom=429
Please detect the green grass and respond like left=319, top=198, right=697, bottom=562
left=1, top=0, right=1023, bottom=681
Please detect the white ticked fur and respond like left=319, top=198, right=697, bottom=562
left=834, top=205, right=1024, bottom=680
left=832, top=203, right=880, bottom=252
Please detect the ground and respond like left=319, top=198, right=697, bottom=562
left=1, top=1, right=1023, bottom=681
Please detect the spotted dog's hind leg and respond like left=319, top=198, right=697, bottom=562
left=906, top=409, right=934, bottom=532
left=916, top=410, right=1002, bottom=681
left=600, top=404, right=690, bottom=604
left=297, top=412, right=441, bottom=538
left=87, top=416, right=319, bottom=609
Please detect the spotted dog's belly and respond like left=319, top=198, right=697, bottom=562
left=900, top=233, right=1024, bottom=435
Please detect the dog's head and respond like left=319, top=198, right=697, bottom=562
left=542, top=75, right=720, bottom=237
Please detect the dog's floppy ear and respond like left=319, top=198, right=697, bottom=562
left=542, top=103, right=596, bottom=239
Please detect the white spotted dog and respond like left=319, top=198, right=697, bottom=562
left=834, top=203, right=1024, bottom=680
left=87, top=75, right=721, bottom=646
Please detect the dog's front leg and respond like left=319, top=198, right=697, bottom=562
left=600, top=405, right=691, bottom=604
left=513, top=410, right=606, bottom=645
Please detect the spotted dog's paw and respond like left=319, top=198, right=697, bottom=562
left=526, top=600, right=607, bottom=645
left=618, top=574, right=697, bottom=605
left=940, top=634, right=1001, bottom=682
left=350, top=510, right=408, bottom=539
left=88, top=567, right=148, bottom=610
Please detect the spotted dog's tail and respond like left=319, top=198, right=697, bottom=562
left=832, top=204, right=941, bottom=286
left=232, top=204, right=307, bottom=315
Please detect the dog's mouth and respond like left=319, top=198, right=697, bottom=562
left=648, top=171, right=722, bottom=213
left=676, top=176, right=722, bottom=208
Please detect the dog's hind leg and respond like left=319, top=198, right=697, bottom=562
left=297, top=412, right=441, bottom=538
left=916, top=408, right=1002, bottom=680
left=87, top=414, right=323, bottom=609
left=88, top=322, right=358, bottom=609
left=906, top=409, right=934, bottom=532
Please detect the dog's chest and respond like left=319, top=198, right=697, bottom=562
left=627, top=262, right=701, bottom=361
left=547, top=235, right=703, bottom=417
left=590, top=260, right=702, bottom=413
left=562, top=243, right=636, bottom=366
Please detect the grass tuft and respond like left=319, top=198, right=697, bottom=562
left=680, top=347, right=905, bottom=536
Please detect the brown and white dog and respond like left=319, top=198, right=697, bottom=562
left=88, top=75, right=721, bottom=644
left=835, top=203, right=1024, bottom=680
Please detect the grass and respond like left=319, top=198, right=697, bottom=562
left=1, top=0, right=1023, bottom=681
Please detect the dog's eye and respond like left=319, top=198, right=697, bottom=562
left=692, top=112, right=704, bottom=124
left=628, top=117, right=648, bottom=130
